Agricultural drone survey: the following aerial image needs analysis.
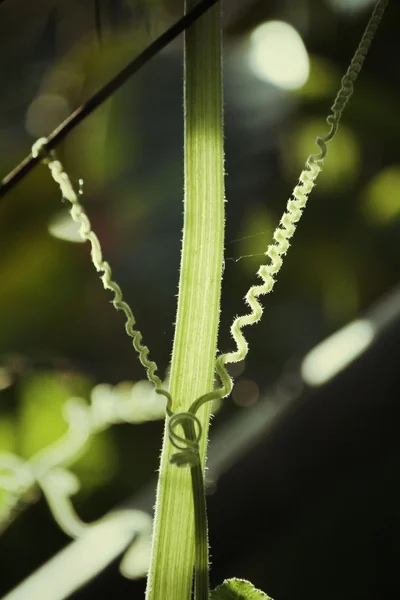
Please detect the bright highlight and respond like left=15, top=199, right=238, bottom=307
left=48, top=211, right=85, bottom=243
left=301, top=320, right=375, bottom=387
left=249, top=21, right=309, bottom=90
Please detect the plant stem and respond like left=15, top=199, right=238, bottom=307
left=191, top=457, right=209, bottom=599
left=186, top=419, right=210, bottom=599
left=145, top=2, right=224, bottom=599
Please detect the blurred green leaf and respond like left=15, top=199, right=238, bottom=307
left=73, top=429, right=118, bottom=493
left=18, top=373, right=77, bottom=458
left=18, top=372, right=117, bottom=492
left=0, top=416, right=17, bottom=453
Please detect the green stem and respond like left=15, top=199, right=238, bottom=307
left=186, top=420, right=210, bottom=600
left=191, top=462, right=209, bottom=599
left=145, top=2, right=224, bottom=600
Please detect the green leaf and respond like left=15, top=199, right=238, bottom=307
left=211, top=578, right=273, bottom=600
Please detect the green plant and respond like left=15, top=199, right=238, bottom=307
left=0, top=0, right=389, bottom=598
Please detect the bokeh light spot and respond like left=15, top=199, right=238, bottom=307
left=249, top=21, right=309, bottom=90
left=362, top=166, right=400, bottom=225
left=301, top=319, right=375, bottom=386
left=232, top=379, right=260, bottom=407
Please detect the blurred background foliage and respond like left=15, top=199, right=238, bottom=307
left=0, top=0, right=399, bottom=598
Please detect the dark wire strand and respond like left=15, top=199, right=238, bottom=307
left=0, top=0, right=220, bottom=199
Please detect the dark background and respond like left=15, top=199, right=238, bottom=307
left=0, top=0, right=399, bottom=598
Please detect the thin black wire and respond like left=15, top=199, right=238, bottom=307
left=0, top=0, right=220, bottom=199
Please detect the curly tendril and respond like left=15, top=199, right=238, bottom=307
left=190, top=0, right=389, bottom=414
left=32, top=137, right=211, bottom=470
left=167, top=409, right=202, bottom=468
left=161, top=0, right=389, bottom=467
left=32, top=137, right=170, bottom=406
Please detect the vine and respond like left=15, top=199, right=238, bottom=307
left=31, top=138, right=171, bottom=406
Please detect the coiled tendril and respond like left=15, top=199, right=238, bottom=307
left=32, top=138, right=170, bottom=408
left=167, top=408, right=202, bottom=468
left=188, top=0, right=389, bottom=419
left=32, top=139, right=189, bottom=467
